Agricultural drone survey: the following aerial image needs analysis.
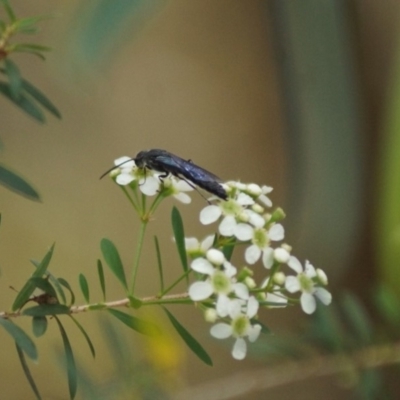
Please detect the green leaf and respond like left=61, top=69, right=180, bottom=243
left=341, top=292, right=373, bottom=345
left=0, top=19, right=6, bottom=33
left=11, top=48, right=46, bottom=60
left=69, top=315, right=95, bottom=358
left=12, top=244, right=55, bottom=311
left=0, top=163, right=40, bottom=200
left=171, top=207, right=188, bottom=279
left=1, top=0, right=16, bottom=22
left=78, top=273, right=90, bottom=303
left=4, top=58, right=22, bottom=99
left=154, top=236, right=164, bottom=291
left=57, top=278, right=75, bottom=306
left=128, top=295, right=142, bottom=309
left=15, top=343, right=42, bottom=400
left=108, top=308, right=159, bottom=336
left=29, top=277, right=58, bottom=299
left=10, top=43, right=51, bottom=52
left=163, top=307, right=212, bottom=366
left=100, top=238, right=127, bottom=290
left=222, top=237, right=236, bottom=261
left=374, top=284, right=400, bottom=328
left=22, top=79, right=62, bottom=119
left=0, top=318, right=37, bottom=360
left=0, top=82, right=45, bottom=122
left=47, top=275, right=67, bottom=305
left=97, top=260, right=106, bottom=301
left=54, top=317, right=77, bottom=400
left=32, top=316, right=47, bottom=337
left=13, top=15, right=50, bottom=31
left=23, top=304, right=70, bottom=316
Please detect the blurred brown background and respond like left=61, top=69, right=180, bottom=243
left=0, top=1, right=399, bottom=399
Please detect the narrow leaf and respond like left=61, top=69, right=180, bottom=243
left=10, top=43, right=51, bottom=52
left=12, top=244, right=55, bottom=311
left=97, top=260, right=106, bottom=301
left=15, top=343, right=42, bottom=400
left=47, top=274, right=67, bottom=304
left=171, top=207, right=188, bottom=278
left=154, top=236, right=164, bottom=291
left=69, top=315, right=96, bottom=358
left=0, top=163, right=40, bottom=200
left=11, top=48, right=46, bottom=60
left=108, top=308, right=159, bottom=336
left=22, top=78, right=61, bottom=119
left=341, top=292, right=373, bottom=345
left=1, top=0, right=16, bottom=22
left=0, top=318, right=37, bottom=360
left=14, top=15, right=50, bottom=30
left=23, top=304, right=70, bottom=316
left=32, top=316, right=47, bottom=337
left=0, top=19, right=6, bottom=33
left=163, top=307, right=212, bottom=366
left=29, top=277, right=58, bottom=299
left=57, top=278, right=75, bottom=306
left=54, top=317, right=77, bottom=400
left=0, top=82, right=45, bottom=122
left=100, top=238, right=127, bottom=290
left=78, top=273, right=90, bottom=303
left=4, top=58, right=22, bottom=99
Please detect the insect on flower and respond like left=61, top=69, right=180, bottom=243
left=101, top=149, right=228, bottom=200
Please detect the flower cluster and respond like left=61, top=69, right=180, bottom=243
left=111, top=156, right=194, bottom=203
left=187, top=181, right=332, bottom=360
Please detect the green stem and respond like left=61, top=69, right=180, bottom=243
left=158, top=269, right=192, bottom=297
left=130, top=219, right=148, bottom=294
left=121, top=186, right=139, bottom=213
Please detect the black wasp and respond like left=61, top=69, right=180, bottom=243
left=101, top=149, right=228, bottom=201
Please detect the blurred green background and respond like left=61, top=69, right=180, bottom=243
left=1, top=0, right=400, bottom=399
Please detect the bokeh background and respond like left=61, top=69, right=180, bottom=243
left=1, top=1, right=400, bottom=399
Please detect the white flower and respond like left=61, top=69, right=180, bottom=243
left=244, top=223, right=285, bottom=268
left=285, top=257, right=332, bottom=314
left=188, top=257, right=242, bottom=302
left=210, top=296, right=261, bottom=360
left=185, top=235, right=215, bottom=256
left=163, top=177, right=194, bottom=203
left=258, top=185, right=273, bottom=207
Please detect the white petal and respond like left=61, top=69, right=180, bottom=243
left=248, top=324, right=262, bottom=342
left=287, top=256, right=303, bottom=273
left=200, top=205, right=221, bottom=225
left=266, top=293, right=288, bottom=307
left=223, top=261, right=237, bottom=278
left=201, top=235, right=215, bottom=251
left=258, top=194, right=272, bottom=207
left=315, top=287, right=332, bottom=305
left=247, top=211, right=265, bottom=228
left=191, top=258, right=214, bottom=275
left=206, top=249, right=225, bottom=265
left=228, top=299, right=242, bottom=318
left=301, top=292, right=316, bottom=314
left=262, top=247, right=274, bottom=269
left=247, top=183, right=262, bottom=196
left=285, top=276, right=301, bottom=293
left=216, top=294, right=230, bottom=317
left=274, top=248, right=290, bottom=263
left=174, top=192, right=192, bottom=204
left=233, top=283, right=249, bottom=300
left=114, top=156, right=135, bottom=167
left=140, top=177, right=160, bottom=196
left=232, top=338, right=247, bottom=360
left=246, top=296, right=259, bottom=318
left=269, top=224, right=284, bottom=241
left=305, top=260, right=317, bottom=277
left=188, top=281, right=213, bottom=301
left=175, top=179, right=194, bottom=192
left=219, top=216, right=236, bottom=236
left=234, top=223, right=254, bottom=241
left=210, top=323, right=232, bottom=339
left=116, top=173, right=134, bottom=185
left=184, top=237, right=199, bottom=251
left=316, top=268, right=328, bottom=285
left=236, top=192, right=254, bottom=206
left=245, top=245, right=261, bottom=264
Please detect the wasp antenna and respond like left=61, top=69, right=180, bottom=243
left=99, top=158, right=136, bottom=180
